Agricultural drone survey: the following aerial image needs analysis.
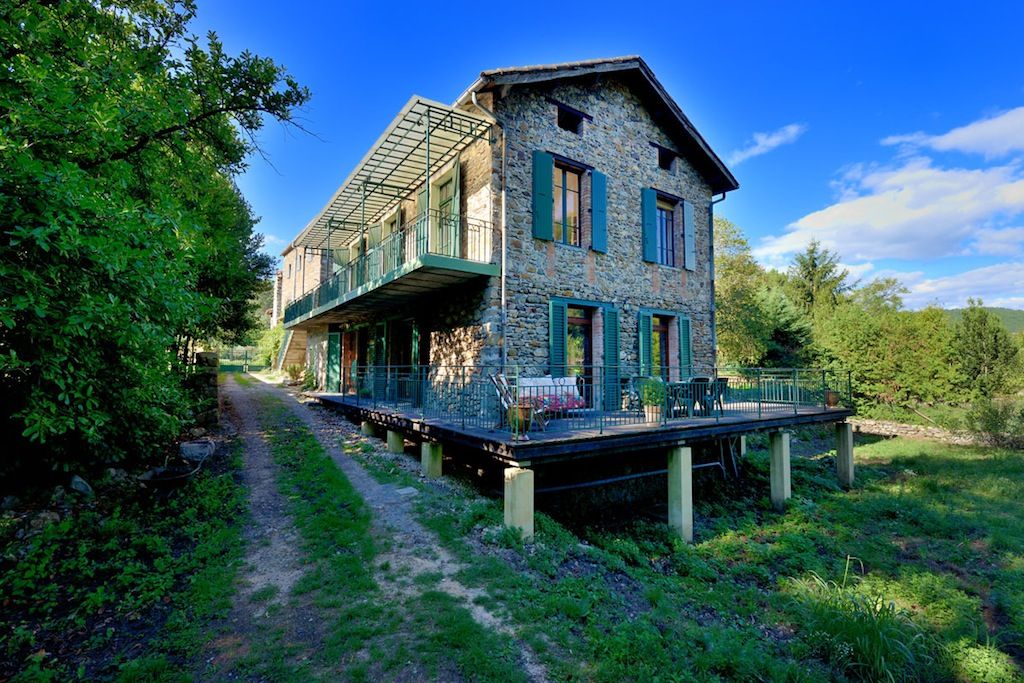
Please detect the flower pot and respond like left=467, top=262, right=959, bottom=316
left=507, top=404, right=533, bottom=432
left=825, top=390, right=841, bottom=408
left=643, top=405, right=663, bottom=423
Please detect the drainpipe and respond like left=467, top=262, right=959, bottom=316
left=471, top=91, right=508, bottom=371
left=709, top=193, right=727, bottom=368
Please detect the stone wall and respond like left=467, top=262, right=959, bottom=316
left=280, top=247, right=331, bottom=313
left=493, top=76, right=716, bottom=372
left=305, top=325, right=328, bottom=389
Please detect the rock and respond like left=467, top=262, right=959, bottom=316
left=189, top=427, right=207, bottom=438
left=70, top=475, right=94, bottom=497
left=395, top=486, right=419, bottom=498
left=180, top=438, right=215, bottom=463
left=106, top=468, right=130, bottom=483
left=1, top=495, right=19, bottom=511
left=28, top=511, right=60, bottom=532
left=51, top=485, right=66, bottom=504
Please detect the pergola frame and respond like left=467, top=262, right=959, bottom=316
left=288, top=97, right=493, bottom=257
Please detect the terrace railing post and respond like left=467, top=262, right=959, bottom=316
left=460, top=366, right=466, bottom=429
left=793, top=368, right=799, bottom=414
left=757, top=368, right=763, bottom=419
left=847, top=371, right=853, bottom=409
left=821, top=369, right=827, bottom=409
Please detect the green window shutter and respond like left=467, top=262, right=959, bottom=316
left=591, top=171, right=608, bottom=253
left=638, top=311, right=653, bottom=376
left=678, top=316, right=692, bottom=376
left=682, top=200, right=696, bottom=271
left=532, top=150, right=554, bottom=240
left=641, top=188, right=657, bottom=262
left=602, top=307, right=620, bottom=409
left=417, top=187, right=427, bottom=216
left=549, top=299, right=567, bottom=376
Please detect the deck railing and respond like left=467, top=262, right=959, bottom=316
left=331, top=364, right=853, bottom=440
left=283, top=209, right=492, bottom=326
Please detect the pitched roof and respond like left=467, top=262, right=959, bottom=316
left=456, top=56, right=739, bottom=195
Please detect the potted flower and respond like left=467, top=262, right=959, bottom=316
left=640, top=379, right=666, bottom=423
left=825, top=390, right=841, bottom=408
left=507, top=402, right=533, bottom=433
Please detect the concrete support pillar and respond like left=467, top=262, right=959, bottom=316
left=769, top=430, right=791, bottom=511
left=739, top=435, right=747, bottom=457
left=360, top=421, right=376, bottom=437
left=421, top=442, right=443, bottom=479
left=667, top=446, right=694, bottom=543
left=386, top=430, right=404, bottom=454
left=836, top=422, right=854, bottom=489
left=503, top=467, right=534, bottom=541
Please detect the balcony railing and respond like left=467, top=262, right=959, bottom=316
left=329, top=364, right=853, bottom=440
left=284, top=209, right=492, bottom=325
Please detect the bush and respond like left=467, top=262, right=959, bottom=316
left=285, top=365, right=303, bottom=382
left=964, top=397, right=1024, bottom=449
left=792, top=558, right=938, bottom=682
left=256, top=324, right=284, bottom=367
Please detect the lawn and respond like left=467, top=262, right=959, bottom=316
left=348, top=427, right=1024, bottom=681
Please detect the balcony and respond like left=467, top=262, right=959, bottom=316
left=283, top=209, right=497, bottom=328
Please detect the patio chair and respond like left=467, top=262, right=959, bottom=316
left=708, top=377, right=728, bottom=413
left=489, top=373, right=545, bottom=433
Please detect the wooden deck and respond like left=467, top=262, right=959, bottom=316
left=313, top=393, right=853, bottom=467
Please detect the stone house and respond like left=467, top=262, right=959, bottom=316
left=274, top=56, right=739, bottom=395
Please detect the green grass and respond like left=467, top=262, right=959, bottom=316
left=239, top=391, right=528, bottom=681
left=0, top=439, right=247, bottom=682
left=347, top=428, right=1024, bottom=682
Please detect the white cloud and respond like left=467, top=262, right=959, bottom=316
left=727, top=123, right=808, bottom=166
left=882, top=106, right=1024, bottom=158
left=902, top=262, right=1024, bottom=310
left=755, top=156, right=1024, bottom=262
left=968, top=226, right=1024, bottom=256
left=262, top=233, right=286, bottom=246
left=839, top=261, right=876, bottom=280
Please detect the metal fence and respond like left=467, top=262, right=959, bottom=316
left=331, top=364, right=853, bottom=440
left=284, top=209, right=492, bottom=325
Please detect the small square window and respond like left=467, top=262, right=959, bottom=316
left=557, top=107, right=583, bottom=134
left=658, top=147, right=676, bottom=171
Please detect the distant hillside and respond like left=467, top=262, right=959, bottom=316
left=944, top=307, right=1024, bottom=333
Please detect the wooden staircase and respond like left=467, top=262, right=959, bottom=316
left=276, top=328, right=308, bottom=371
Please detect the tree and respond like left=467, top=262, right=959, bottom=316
left=953, top=300, right=1020, bottom=398
left=713, top=217, right=770, bottom=365
left=787, top=240, right=851, bottom=315
left=0, top=0, right=309, bottom=476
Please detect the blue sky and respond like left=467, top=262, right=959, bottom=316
left=193, top=0, right=1024, bottom=310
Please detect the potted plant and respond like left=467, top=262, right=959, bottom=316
left=507, top=402, right=533, bottom=433
left=825, top=390, right=841, bottom=408
left=640, top=379, right=666, bottom=423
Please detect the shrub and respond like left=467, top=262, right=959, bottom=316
left=964, top=397, right=1024, bottom=449
left=792, top=557, right=938, bottom=682
left=301, top=369, right=317, bottom=391
left=256, top=324, right=284, bottom=367
left=285, top=365, right=303, bottom=382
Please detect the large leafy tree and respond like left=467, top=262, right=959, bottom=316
left=0, top=1, right=309, bottom=475
left=713, top=217, right=769, bottom=365
left=953, top=299, right=1020, bottom=397
left=787, top=239, right=851, bottom=315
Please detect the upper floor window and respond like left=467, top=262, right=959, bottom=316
left=656, top=198, right=676, bottom=267
left=658, top=146, right=676, bottom=171
left=554, top=164, right=582, bottom=247
left=557, top=107, right=583, bottom=133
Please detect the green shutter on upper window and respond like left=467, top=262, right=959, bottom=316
left=638, top=311, right=653, bottom=376
left=549, top=299, right=567, bottom=377
left=682, top=200, right=696, bottom=271
left=641, top=188, right=657, bottom=262
left=678, top=316, right=692, bottom=376
left=532, top=151, right=554, bottom=241
left=591, top=171, right=608, bottom=253
left=602, top=307, right=620, bottom=409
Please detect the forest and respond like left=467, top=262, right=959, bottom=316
left=714, top=218, right=1024, bottom=445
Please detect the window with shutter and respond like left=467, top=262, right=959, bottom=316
left=603, top=307, right=620, bottom=409
left=682, top=200, right=696, bottom=271
left=638, top=311, right=653, bottom=375
left=678, top=316, right=692, bottom=376
left=548, top=300, right=568, bottom=376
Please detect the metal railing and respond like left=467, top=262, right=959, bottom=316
left=283, top=209, right=492, bottom=325
left=329, top=364, right=853, bottom=440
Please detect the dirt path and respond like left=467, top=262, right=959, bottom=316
left=199, top=374, right=318, bottom=678
left=248, top=377, right=549, bottom=683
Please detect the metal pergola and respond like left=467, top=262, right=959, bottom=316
left=288, top=96, right=493, bottom=256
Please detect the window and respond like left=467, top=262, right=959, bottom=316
left=651, top=315, right=671, bottom=380
left=557, top=107, right=583, bottom=133
left=657, top=146, right=676, bottom=171
left=287, top=263, right=292, bottom=278
left=553, top=165, right=582, bottom=246
left=656, top=199, right=676, bottom=267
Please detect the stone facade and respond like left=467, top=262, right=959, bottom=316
left=495, top=76, right=715, bottom=372
left=277, top=247, right=331, bottom=323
